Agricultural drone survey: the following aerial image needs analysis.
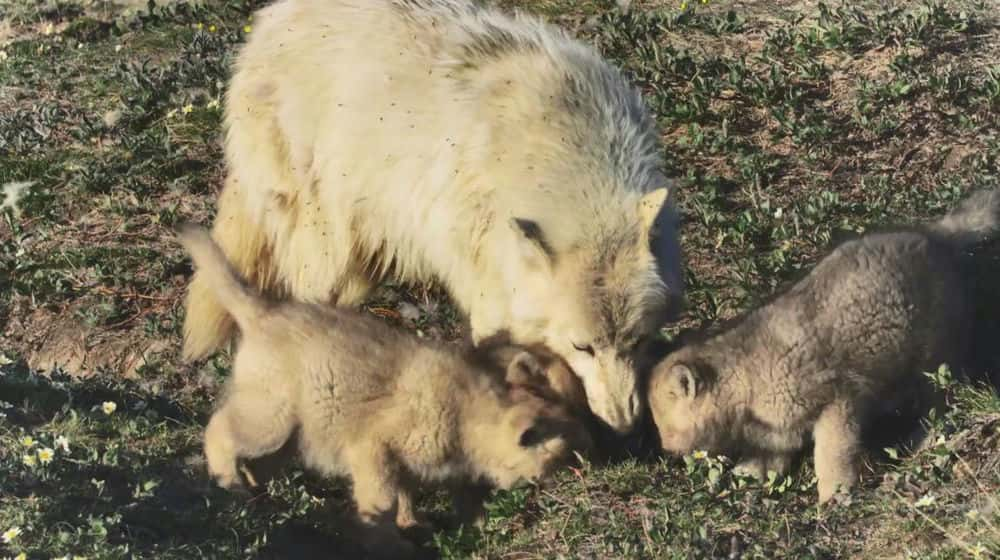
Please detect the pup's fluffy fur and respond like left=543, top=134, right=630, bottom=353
left=178, top=225, right=591, bottom=556
left=181, top=0, right=684, bottom=433
left=648, top=189, right=1000, bottom=503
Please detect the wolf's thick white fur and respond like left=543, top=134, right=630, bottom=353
left=183, top=0, right=684, bottom=433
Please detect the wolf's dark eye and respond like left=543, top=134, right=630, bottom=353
left=572, top=342, right=595, bottom=356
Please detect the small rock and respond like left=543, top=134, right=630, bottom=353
left=398, top=302, right=421, bottom=322
left=103, top=109, right=122, bottom=128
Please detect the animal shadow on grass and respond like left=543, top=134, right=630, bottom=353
left=0, top=365, right=362, bottom=559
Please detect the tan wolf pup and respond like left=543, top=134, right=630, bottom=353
left=177, top=224, right=592, bottom=556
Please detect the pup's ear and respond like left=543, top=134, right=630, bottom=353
left=506, top=351, right=549, bottom=389
left=667, top=363, right=699, bottom=400
left=509, top=217, right=554, bottom=268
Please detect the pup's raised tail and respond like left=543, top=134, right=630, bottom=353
left=177, top=224, right=267, bottom=335
left=929, top=188, right=1000, bottom=248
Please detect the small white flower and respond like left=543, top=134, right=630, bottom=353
left=2, top=526, right=21, bottom=543
left=165, top=108, right=178, bottom=119
left=114, top=44, right=123, bottom=53
left=914, top=494, right=936, bottom=509
left=691, top=450, right=708, bottom=460
left=54, top=556, right=71, bottom=560
left=43, top=22, right=55, bottom=35
left=55, top=435, right=70, bottom=453
left=181, top=104, right=194, bottom=115
left=37, top=447, right=55, bottom=464
left=23, top=454, right=37, bottom=467
left=102, top=401, right=117, bottom=415
left=0, top=400, right=13, bottom=409
left=207, top=99, right=220, bottom=110
left=0, top=50, right=8, bottom=62
left=966, top=509, right=981, bottom=521
left=774, top=207, right=784, bottom=219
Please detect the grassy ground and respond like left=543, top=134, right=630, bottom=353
left=1, top=0, right=999, bottom=558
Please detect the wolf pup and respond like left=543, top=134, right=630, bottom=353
left=648, top=189, right=999, bottom=503
left=181, top=0, right=685, bottom=434
left=177, top=225, right=591, bottom=556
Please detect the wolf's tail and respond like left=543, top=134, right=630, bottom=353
left=177, top=223, right=267, bottom=338
left=928, top=188, right=1000, bottom=248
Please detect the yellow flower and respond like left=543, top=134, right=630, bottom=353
left=195, top=22, right=204, bottom=30
left=21, top=436, right=35, bottom=447
left=243, top=25, right=252, bottom=33
left=692, top=450, right=708, bottom=460
left=102, top=401, right=117, bottom=415
left=2, top=526, right=21, bottom=543
left=43, top=22, right=55, bottom=35
left=208, top=24, right=217, bottom=33
left=207, top=99, right=221, bottom=110
left=680, top=1, right=688, bottom=9
left=181, top=104, right=194, bottom=115
left=38, top=447, right=55, bottom=464
left=15, top=553, right=26, bottom=560
left=23, top=454, right=37, bottom=466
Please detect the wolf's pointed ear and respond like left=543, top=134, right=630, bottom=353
left=638, top=187, right=669, bottom=234
left=509, top=217, right=554, bottom=267
left=668, top=363, right=699, bottom=400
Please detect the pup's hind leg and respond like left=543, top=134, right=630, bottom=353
left=204, top=389, right=295, bottom=490
left=345, top=444, right=414, bottom=558
left=814, top=399, right=862, bottom=504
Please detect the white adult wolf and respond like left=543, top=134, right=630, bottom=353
left=182, top=0, right=684, bottom=433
